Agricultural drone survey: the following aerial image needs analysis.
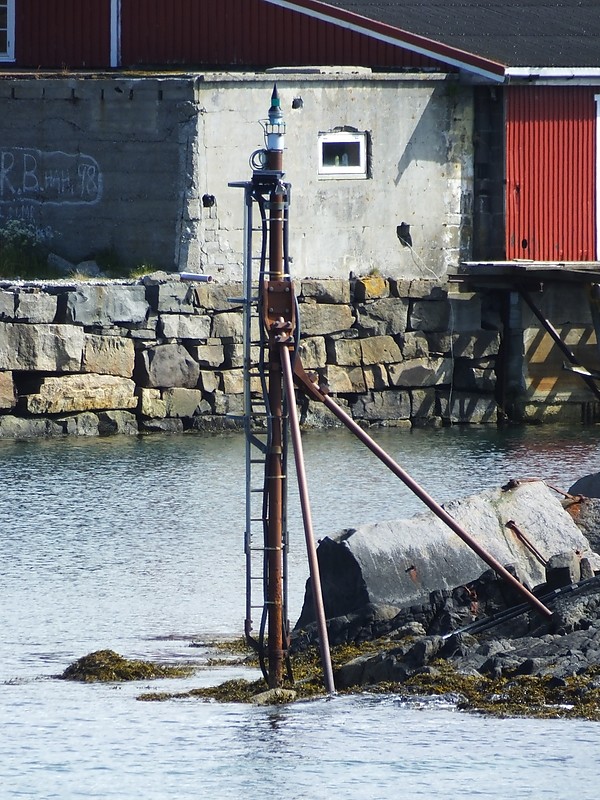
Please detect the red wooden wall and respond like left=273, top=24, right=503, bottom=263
left=506, top=86, right=597, bottom=261
left=15, top=0, right=110, bottom=69
left=12, top=0, right=443, bottom=71
left=120, top=0, right=443, bottom=69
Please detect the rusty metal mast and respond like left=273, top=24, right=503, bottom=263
left=231, top=86, right=335, bottom=692
left=263, top=86, right=287, bottom=688
left=230, top=88, right=551, bottom=696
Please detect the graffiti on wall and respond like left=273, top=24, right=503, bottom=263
left=0, top=147, right=103, bottom=241
left=0, top=148, right=103, bottom=208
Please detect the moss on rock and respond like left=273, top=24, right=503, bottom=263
left=60, top=649, right=195, bottom=683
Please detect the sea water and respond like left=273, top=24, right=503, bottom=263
left=2, top=425, right=600, bottom=799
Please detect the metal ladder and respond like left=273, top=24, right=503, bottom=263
left=230, top=179, right=290, bottom=647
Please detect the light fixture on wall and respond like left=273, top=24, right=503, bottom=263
left=397, top=222, right=412, bottom=248
left=202, top=194, right=216, bottom=208
left=292, top=97, right=303, bottom=109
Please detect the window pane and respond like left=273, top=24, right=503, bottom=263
left=0, top=9, right=6, bottom=29
left=322, top=141, right=361, bottom=168
left=0, top=31, right=6, bottom=53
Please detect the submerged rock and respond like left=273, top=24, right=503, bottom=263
left=251, top=688, right=298, bottom=706
left=569, top=472, right=600, bottom=498
left=60, top=649, right=194, bottom=682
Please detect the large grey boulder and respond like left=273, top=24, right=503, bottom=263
left=15, top=291, right=58, bottom=323
left=301, top=278, right=350, bottom=305
left=0, top=290, right=15, bottom=319
left=0, top=416, right=63, bottom=438
left=0, top=371, right=15, bottom=409
left=64, top=285, right=148, bottom=326
left=567, top=496, right=600, bottom=553
left=388, top=356, right=452, bottom=387
left=137, top=343, right=200, bottom=388
left=160, top=313, right=211, bottom=340
left=83, top=334, right=135, bottom=377
left=297, top=302, right=355, bottom=336
left=296, top=481, right=599, bottom=629
left=355, top=298, right=409, bottom=336
left=569, top=472, right=600, bottom=498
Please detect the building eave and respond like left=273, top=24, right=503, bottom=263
left=507, top=67, right=600, bottom=83
left=263, top=0, right=506, bottom=82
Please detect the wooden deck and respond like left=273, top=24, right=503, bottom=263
left=452, top=260, right=600, bottom=422
left=454, top=261, right=600, bottom=289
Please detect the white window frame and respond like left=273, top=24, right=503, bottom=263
left=110, top=0, right=122, bottom=68
left=0, top=0, right=15, bottom=62
left=318, top=130, right=368, bottom=179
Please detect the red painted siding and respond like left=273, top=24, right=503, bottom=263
left=15, top=0, right=110, bottom=69
left=120, top=0, right=444, bottom=70
left=506, top=86, right=596, bottom=261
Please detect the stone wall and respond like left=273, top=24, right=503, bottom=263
left=0, top=274, right=499, bottom=438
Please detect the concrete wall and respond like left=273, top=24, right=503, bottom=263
left=0, top=275, right=499, bottom=438
left=0, top=76, right=197, bottom=271
left=0, top=71, right=474, bottom=281
left=193, top=71, right=474, bottom=282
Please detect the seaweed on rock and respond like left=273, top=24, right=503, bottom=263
left=60, top=649, right=196, bottom=683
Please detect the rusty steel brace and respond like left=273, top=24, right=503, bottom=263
left=505, top=520, right=548, bottom=566
left=292, top=359, right=553, bottom=621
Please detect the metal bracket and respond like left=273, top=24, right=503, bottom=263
left=262, top=280, right=296, bottom=341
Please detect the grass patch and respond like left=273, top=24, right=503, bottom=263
left=0, top=224, right=159, bottom=281
left=0, top=221, right=56, bottom=280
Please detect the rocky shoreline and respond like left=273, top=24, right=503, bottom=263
left=330, top=571, right=600, bottom=689
left=61, top=480, right=600, bottom=718
left=290, top=491, right=600, bottom=717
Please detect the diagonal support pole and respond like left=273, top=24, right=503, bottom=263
left=292, top=360, right=553, bottom=621
left=280, top=344, right=336, bottom=695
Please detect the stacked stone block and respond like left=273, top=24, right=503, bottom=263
left=0, top=274, right=499, bottom=437
left=299, top=275, right=498, bottom=427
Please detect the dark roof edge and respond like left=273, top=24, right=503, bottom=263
left=264, top=0, right=506, bottom=81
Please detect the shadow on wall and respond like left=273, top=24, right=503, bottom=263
left=394, top=86, right=454, bottom=186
